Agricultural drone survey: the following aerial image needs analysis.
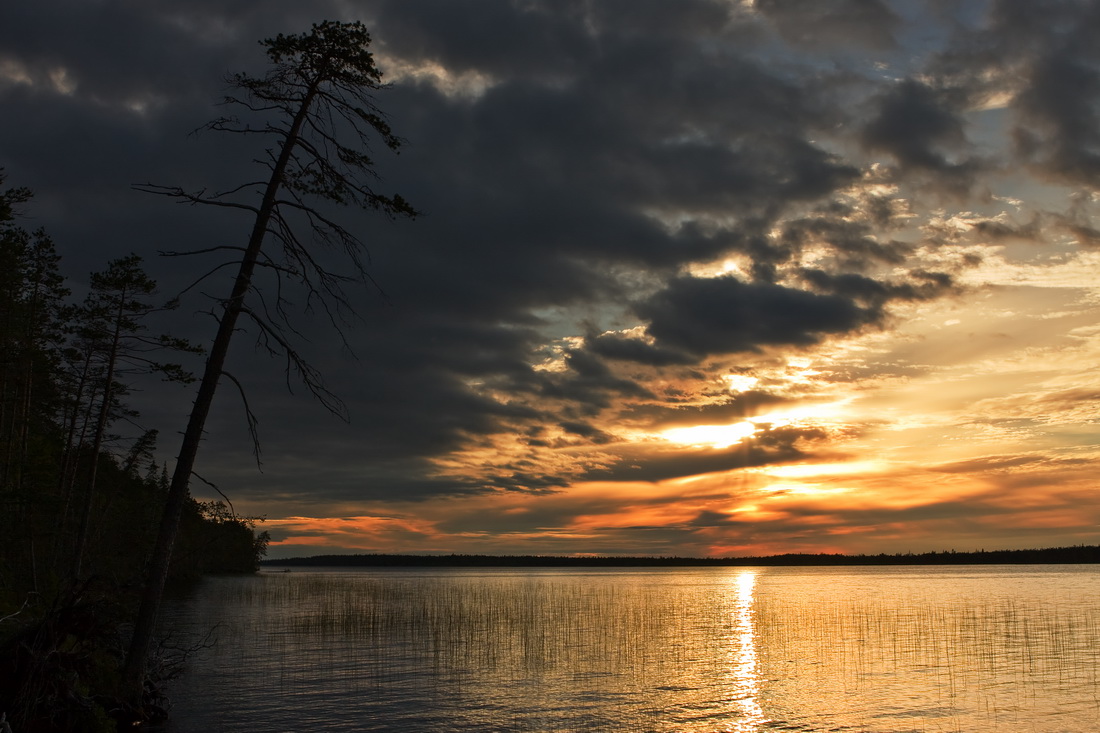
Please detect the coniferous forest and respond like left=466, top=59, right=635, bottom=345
left=0, top=169, right=269, bottom=731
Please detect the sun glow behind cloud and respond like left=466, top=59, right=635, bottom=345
left=656, top=398, right=853, bottom=450
left=723, top=374, right=759, bottom=392
left=661, top=421, right=758, bottom=449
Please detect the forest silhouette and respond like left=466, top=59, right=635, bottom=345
left=0, top=168, right=269, bottom=731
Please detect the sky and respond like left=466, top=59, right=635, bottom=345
left=2, top=0, right=1100, bottom=559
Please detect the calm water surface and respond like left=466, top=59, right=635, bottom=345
left=161, top=565, right=1099, bottom=732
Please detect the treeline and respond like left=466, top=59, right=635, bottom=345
left=268, top=545, right=1100, bottom=568
left=0, top=170, right=268, bottom=593
left=0, top=171, right=267, bottom=730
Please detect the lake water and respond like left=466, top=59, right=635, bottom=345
left=160, top=565, right=1099, bottom=732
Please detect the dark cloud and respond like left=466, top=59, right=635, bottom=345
left=366, top=0, right=598, bottom=79
left=1052, top=192, right=1100, bottom=247
left=586, top=332, right=696, bottom=367
left=861, top=79, right=980, bottom=191
left=799, top=268, right=958, bottom=308
left=926, top=0, right=1100, bottom=188
left=969, top=217, right=1042, bottom=242
left=558, top=420, right=614, bottom=444
left=536, top=349, right=654, bottom=416
left=755, top=0, right=901, bottom=50
left=1060, top=222, right=1100, bottom=248
left=638, top=275, right=874, bottom=357
left=608, top=391, right=797, bottom=433
left=1013, top=52, right=1100, bottom=186
left=776, top=214, right=911, bottom=274
left=582, top=426, right=824, bottom=483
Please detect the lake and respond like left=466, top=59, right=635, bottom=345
left=160, top=565, right=1099, bottom=732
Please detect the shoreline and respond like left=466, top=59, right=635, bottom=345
left=262, top=545, right=1100, bottom=568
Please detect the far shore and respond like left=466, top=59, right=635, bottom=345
left=262, top=545, right=1099, bottom=568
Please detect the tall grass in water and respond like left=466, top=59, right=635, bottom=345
left=217, top=571, right=1100, bottom=688
left=233, top=572, right=703, bottom=678
left=752, top=590, right=1100, bottom=726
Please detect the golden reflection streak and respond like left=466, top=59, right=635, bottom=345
left=729, top=571, right=767, bottom=732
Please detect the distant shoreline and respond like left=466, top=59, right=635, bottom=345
left=263, top=545, right=1099, bottom=567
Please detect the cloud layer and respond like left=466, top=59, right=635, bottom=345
left=3, top=0, right=1100, bottom=556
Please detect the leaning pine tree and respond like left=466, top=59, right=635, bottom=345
left=123, top=21, right=416, bottom=691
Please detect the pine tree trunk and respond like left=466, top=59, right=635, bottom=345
left=54, top=348, right=94, bottom=564
left=122, top=83, right=318, bottom=693
left=71, top=293, right=126, bottom=578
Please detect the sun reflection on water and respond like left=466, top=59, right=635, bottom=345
left=728, top=571, right=767, bottom=732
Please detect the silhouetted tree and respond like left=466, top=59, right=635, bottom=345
left=70, top=255, right=200, bottom=578
left=0, top=228, right=67, bottom=490
left=123, top=21, right=416, bottom=689
left=0, top=200, right=69, bottom=591
left=171, top=500, right=271, bottom=578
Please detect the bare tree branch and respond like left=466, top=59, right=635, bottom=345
left=189, top=472, right=237, bottom=518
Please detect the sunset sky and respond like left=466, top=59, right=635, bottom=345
left=3, top=0, right=1099, bottom=558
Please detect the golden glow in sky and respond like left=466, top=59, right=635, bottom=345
left=661, top=421, right=758, bottom=449
left=263, top=256, right=1100, bottom=557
